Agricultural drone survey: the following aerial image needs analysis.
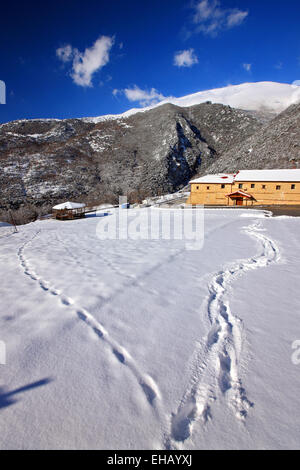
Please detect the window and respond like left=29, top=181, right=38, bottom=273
left=221, top=184, right=225, bottom=189
left=207, top=186, right=210, bottom=190
left=196, top=186, right=199, bottom=190
left=262, top=185, right=266, bottom=189
left=291, top=184, right=296, bottom=190
left=239, top=183, right=243, bottom=189
left=276, top=185, right=281, bottom=190
left=251, top=184, right=255, bottom=189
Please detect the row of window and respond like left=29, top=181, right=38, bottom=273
left=195, top=184, right=297, bottom=190
left=237, top=183, right=296, bottom=190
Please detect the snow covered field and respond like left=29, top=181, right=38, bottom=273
left=1, top=208, right=300, bottom=450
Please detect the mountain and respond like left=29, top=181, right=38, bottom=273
left=205, top=101, right=300, bottom=175
left=0, top=102, right=261, bottom=211
left=83, top=81, right=300, bottom=122
left=1, top=81, right=300, bottom=220
left=155, top=81, right=300, bottom=115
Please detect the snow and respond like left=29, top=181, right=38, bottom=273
left=191, top=169, right=300, bottom=185
left=81, top=108, right=146, bottom=123
left=158, top=81, right=300, bottom=114
left=235, top=169, right=300, bottom=182
left=141, top=190, right=190, bottom=207
left=1, top=208, right=300, bottom=449
left=0, top=221, right=12, bottom=228
left=226, top=190, right=252, bottom=198
left=190, top=174, right=235, bottom=184
left=81, top=81, right=300, bottom=123
left=52, top=201, right=86, bottom=210
left=4, top=129, right=67, bottom=140
left=0, top=221, right=13, bottom=238
left=2, top=82, right=299, bottom=129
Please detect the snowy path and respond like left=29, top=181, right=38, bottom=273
left=1, top=209, right=300, bottom=449
left=169, top=222, right=280, bottom=448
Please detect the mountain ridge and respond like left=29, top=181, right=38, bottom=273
left=1, top=81, right=299, bottom=127
left=1, top=82, right=300, bottom=222
left=204, top=101, right=300, bottom=175
left=0, top=101, right=261, bottom=212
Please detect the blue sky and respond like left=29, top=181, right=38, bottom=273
left=1, top=0, right=300, bottom=123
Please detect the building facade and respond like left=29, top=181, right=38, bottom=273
left=187, top=169, right=300, bottom=206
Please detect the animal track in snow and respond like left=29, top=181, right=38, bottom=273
left=17, top=230, right=161, bottom=410
left=169, top=221, right=280, bottom=445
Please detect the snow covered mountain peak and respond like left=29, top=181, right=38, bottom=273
left=83, top=81, right=300, bottom=123
left=158, top=81, right=300, bottom=114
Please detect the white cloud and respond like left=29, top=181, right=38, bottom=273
left=56, top=45, right=73, bottom=63
left=113, top=85, right=167, bottom=106
left=227, top=10, right=248, bottom=28
left=243, top=63, right=252, bottom=72
left=56, top=36, right=114, bottom=87
left=194, top=0, right=219, bottom=22
left=292, top=80, right=300, bottom=86
left=174, top=49, right=198, bottom=67
left=192, top=0, right=248, bottom=36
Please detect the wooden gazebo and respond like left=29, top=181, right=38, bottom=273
left=52, top=201, right=86, bottom=220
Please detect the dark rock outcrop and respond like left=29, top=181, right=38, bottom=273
left=205, top=102, right=300, bottom=175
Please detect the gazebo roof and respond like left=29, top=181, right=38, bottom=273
left=53, top=201, right=86, bottom=210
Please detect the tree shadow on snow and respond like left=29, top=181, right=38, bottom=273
left=0, top=378, right=53, bottom=410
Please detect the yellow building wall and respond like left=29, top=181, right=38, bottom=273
left=187, top=183, right=233, bottom=205
left=187, top=181, right=300, bottom=206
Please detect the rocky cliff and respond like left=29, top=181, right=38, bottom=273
left=205, top=102, right=300, bottom=175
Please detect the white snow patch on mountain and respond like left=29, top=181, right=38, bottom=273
left=83, top=81, right=300, bottom=123
left=2, top=82, right=300, bottom=127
